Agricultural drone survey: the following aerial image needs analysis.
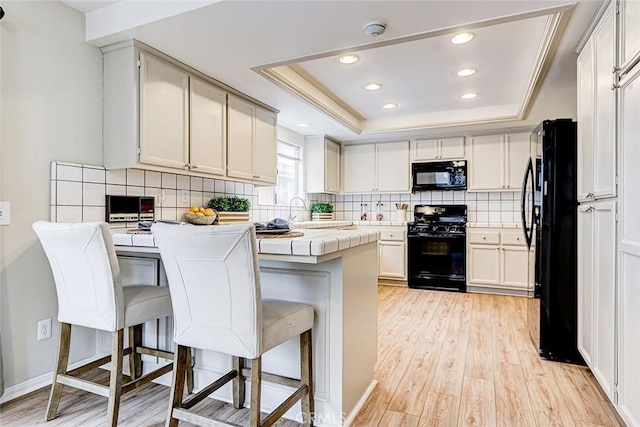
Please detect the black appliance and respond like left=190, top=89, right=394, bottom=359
left=408, top=205, right=467, bottom=292
left=106, top=195, right=155, bottom=223
left=411, top=160, right=467, bottom=192
left=521, top=119, right=584, bottom=364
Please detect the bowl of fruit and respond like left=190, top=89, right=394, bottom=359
left=184, top=206, right=218, bottom=225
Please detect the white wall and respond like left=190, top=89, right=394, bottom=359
left=0, top=1, right=103, bottom=393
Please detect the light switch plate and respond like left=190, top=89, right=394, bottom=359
left=0, top=202, right=10, bottom=225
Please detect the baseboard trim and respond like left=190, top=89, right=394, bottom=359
left=343, top=379, right=378, bottom=427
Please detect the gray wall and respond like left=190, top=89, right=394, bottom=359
left=0, top=1, right=103, bottom=391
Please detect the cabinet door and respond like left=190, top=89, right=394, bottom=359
left=325, top=139, right=341, bottom=193
left=139, top=53, right=189, bottom=170
left=592, top=200, right=616, bottom=399
left=620, top=0, right=640, bottom=72
left=468, top=245, right=500, bottom=285
left=343, top=144, right=376, bottom=193
left=189, top=77, right=226, bottom=176
left=379, top=241, right=406, bottom=279
left=500, top=246, right=529, bottom=289
left=439, top=137, right=465, bottom=159
left=227, top=95, right=255, bottom=181
left=618, top=61, right=640, bottom=426
left=505, top=133, right=531, bottom=190
left=593, top=4, right=617, bottom=199
left=253, top=108, right=278, bottom=184
left=412, top=139, right=439, bottom=161
left=577, top=204, right=595, bottom=366
left=469, top=135, right=504, bottom=191
left=376, top=141, right=410, bottom=192
left=577, top=39, right=596, bottom=201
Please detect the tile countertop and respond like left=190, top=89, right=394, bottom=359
left=112, top=227, right=380, bottom=257
left=292, top=220, right=408, bottom=228
left=466, top=222, right=522, bottom=228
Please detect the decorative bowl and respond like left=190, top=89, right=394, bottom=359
left=183, top=213, right=217, bottom=225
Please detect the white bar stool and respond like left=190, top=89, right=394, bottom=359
left=152, top=223, right=315, bottom=427
left=33, top=221, right=193, bottom=426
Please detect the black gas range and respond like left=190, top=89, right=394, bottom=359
left=407, top=205, right=467, bottom=292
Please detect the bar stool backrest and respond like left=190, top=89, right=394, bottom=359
left=32, top=221, right=123, bottom=332
left=152, top=223, right=263, bottom=359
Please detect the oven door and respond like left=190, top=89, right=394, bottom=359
left=407, top=233, right=466, bottom=292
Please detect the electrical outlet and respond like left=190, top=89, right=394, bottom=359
left=0, top=201, right=10, bottom=226
left=180, top=189, right=189, bottom=204
left=37, top=318, right=52, bottom=341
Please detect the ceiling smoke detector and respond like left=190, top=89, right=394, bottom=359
left=364, top=21, right=386, bottom=37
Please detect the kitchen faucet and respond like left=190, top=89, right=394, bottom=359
left=288, top=197, right=307, bottom=223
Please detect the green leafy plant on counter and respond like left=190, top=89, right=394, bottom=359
left=207, top=196, right=251, bottom=212
left=310, top=202, right=334, bottom=214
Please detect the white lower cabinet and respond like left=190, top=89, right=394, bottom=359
left=467, top=228, right=530, bottom=294
left=378, top=228, right=407, bottom=281
left=577, top=200, right=616, bottom=400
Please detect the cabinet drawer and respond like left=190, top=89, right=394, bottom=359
left=468, top=230, right=500, bottom=245
left=501, top=231, right=526, bottom=246
left=379, top=229, right=406, bottom=241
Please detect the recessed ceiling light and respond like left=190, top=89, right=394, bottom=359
left=457, top=68, right=476, bottom=77
left=451, top=32, right=474, bottom=44
left=339, top=54, right=359, bottom=64
left=461, top=93, right=478, bottom=99
left=383, top=103, right=398, bottom=109
left=364, top=82, right=382, bottom=91
left=297, top=123, right=310, bottom=128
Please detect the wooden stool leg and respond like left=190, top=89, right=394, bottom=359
left=232, top=357, right=245, bottom=409
left=300, top=329, right=314, bottom=427
left=106, top=329, right=124, bottom=427
left=166, top=345, right=188, bottom=427
left=185, top=347, right=194, bottom=395
left=45, top=322, right=71, bottom=421
left=249, top=357, right=262, bottom=427
left=128, top=324, right=143, bottom=381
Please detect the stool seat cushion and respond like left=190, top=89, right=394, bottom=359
left=262, top=299, right=314, bottom=354
left=123, top=285, right=173, bottom=328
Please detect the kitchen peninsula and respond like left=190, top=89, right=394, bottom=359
left=112, top=227, right=380, bottom=426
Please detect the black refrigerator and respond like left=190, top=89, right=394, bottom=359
left=521, top=119, right=584, bottom=365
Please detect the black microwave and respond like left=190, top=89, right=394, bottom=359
left=106, top=195, right=155, bottom=223
left=411, top=160, right=467, bottom=192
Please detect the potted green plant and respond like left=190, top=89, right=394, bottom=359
left=310, top=202, right=335, bottom=221
left=207, top=196, right=251, bottom=223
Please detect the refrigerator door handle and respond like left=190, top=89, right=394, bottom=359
left=521, top=157, right=534, bottom=249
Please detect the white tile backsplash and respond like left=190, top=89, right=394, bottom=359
left=176, top=175, right=190, bottom=190
left=57, top=164, right=83, bottom=181
left=83, top=183, right=106, bottom=206
left=106, top=169, right=126, bottom=185
left=83, top=206, right=106, bottom=222
left=57, top=181, right=83, bottom=205
left=145, top=171, right=162, bottom=188
left=162, top=173, right=177, bottom=189
left=56, top=206, right=82, bottom=222
left=127, top=169, right=145, bottom=186
left=191, top=176, right=203, bottom=191
left=83, top=167, right=105, bottom=184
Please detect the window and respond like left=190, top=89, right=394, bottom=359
left=258, top=141, right=304, bottom=205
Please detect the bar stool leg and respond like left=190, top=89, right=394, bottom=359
left=232, top=357, right=245, bottom=409
left=106, top=329, right=124, bottom=427
left=185, top=347, right=194, bottom=395
left=45, top=322, right=71, bottom=421
left=250, top=357, right=262, bottom=427
left=166, top=345, right=188, bottom=427
left=300, top=329, right=314, bottom=427
left=128, top=324, right=143, bottom=381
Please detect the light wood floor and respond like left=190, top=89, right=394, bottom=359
left=0, top=286, right=624, bottom=426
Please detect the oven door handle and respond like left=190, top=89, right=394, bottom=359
left=408, top=233, right=466, bottom=239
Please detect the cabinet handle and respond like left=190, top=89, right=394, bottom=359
left=191, top=165, right=198, bottom=170
left=253, top=175, right=260, bottom=179
left=482, top=236, right=487, bottom=240
left=516, top=237, right=520, bottom=241
left=586, top=206, right=595, bottom=212
left=612, top=66, right=620, bottom=73
left=184, top=164, right=190, bottom=169
left=586, top=192, right=595, bottom=199
left=612, top=84, right=620, bottom=91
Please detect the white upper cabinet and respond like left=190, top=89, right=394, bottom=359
left=619, top=0, right=640, bottom=73
left=468, top=132, right=529, bottom=191
left=342, top=144, right=376, bottom=193
left=411, top=137, right=464, bottom=161
left=578, top=37, right=596, bottom=201
left=227, top=95, right=277, bottom=184
left=305, top=136, right=341, bottom=194
left=102, top=41, right=276, bottom=183
left=342, top=142, right=409, bottom=193
left=577, top=3, right=617, bottom=201
left=189, top=76, right=227, bottom=176
left=139, top=53, right=190, bottom=170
